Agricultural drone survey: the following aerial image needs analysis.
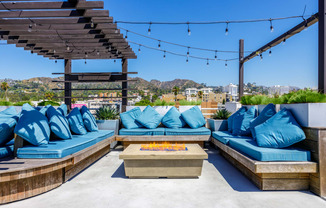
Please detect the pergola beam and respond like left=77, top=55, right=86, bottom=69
left=0, top=1, right=104, bottom=10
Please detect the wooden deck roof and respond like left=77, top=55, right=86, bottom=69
left=0, top=0, right=136, bottom=60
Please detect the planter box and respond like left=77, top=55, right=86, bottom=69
left=96, top=119, right=119, bottom=148
left=207, top=118, right=228, bottom=131
left=178, top=105, right=201, bottom=113
left=225, top=102, right=242, bottom=114
left=126, top=106, right=173, bottom=116
left=280, top=103, right=326, bottom=128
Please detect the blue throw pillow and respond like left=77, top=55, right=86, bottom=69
left=227, top=107, right=246, bottom=133
left=0, top=117, right=17, bottom=146
left=136, top=105, right=162, bottom=129
left=0, top=107, right=17, bottom=117
left=39, top=104, right=51, bottom=116
left=250, top=103, right=276, bottom=139
left=67, top=107, right=87, bottom=135
left=162, top=107, right=186, bottom=128
left=14, top=103, right=50, bottom=146
left=80, top=106, right=98, bottom=132
left=57, top=104, right=68, bottom=117
left=46, top=106, right=72, bottom=140
left=232, top=106, right=257, bottom=136
left=254, top=108, right=306, bottom=148
left=181, top=106, right=206, bottom=129
left=120, top=107, right=143, bottom=129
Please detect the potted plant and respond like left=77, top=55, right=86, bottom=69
left=95, top=106, right=120, bottom=135
left=207, top=109, right=232, bottom=131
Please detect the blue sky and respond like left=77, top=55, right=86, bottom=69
left=0, top=0, right=319, bottom=88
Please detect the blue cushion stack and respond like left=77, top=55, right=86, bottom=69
left=80, top=106, right=98, bottom=132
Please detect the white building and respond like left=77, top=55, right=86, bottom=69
left=268, top=85, right=290, bottom=95
left=185, top=88, right=198, bottom=96
left=223, top=83, right=238, bottom=101
left=200, top=87, right=213, bottom=94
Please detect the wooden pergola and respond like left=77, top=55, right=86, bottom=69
left=0, top=0, right=137, bottom=112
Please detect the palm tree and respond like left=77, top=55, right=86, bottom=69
left=1, top=82, right=9, bottom=101
left=197, top=91, right=203, bottom=99
left=172, top=86, right=180, bottom=101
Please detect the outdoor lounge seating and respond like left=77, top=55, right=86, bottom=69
left=210, top=105, right=318, bottom=191
left=0, top=140, right=14, bottom=159
left=117, top=106, right=211, bottom=148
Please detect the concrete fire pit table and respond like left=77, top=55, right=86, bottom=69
left=119, top=144, right=208, bottom=178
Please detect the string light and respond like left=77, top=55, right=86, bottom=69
left=283, top=38, right=286, bottom=45
left=97, top=51, right=100, bottom=55
left=163, top=50, right=166, bottom=59
left=125, top=30, right=128, bottom=39
left=187, top=22, right=191, bottom=36
left=260, top=53, right=263, bottom=61
left=269, top=49, right=272, bottom=56
left=91, top=20, right=94, bottom=28
left=28, top=24, right=32, bottom=32
left=53, top=49, right=56, bottom=53
left=225, top=61, right=228, bottom=68
left=206, top=59, right=209, bottom=66
left=214, top=50, right=217, bottom=60
left=55, top=60, right=57, bottom=64
left=85, top=59, right=87, bottom=64
left=138, top=45, right=141, bottom=53
left=114, top=60, right=116, bottom=63
left=187, top=47, right=190, bottom=57
left=66, top=41, right=70, bottom=51
left=225, top=22, right=229, bottom=35
left=108, top=45, right=112, bottom=51
left=269, top=18, right=274, bottom=32
left=148, top=22, right=152, bottom=35
left=158, top=40, right=161, bottom=49
left=31, top=50, right=33, bottom=54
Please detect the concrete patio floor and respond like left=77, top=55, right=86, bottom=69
left=3, top=144, right=326, bottom=208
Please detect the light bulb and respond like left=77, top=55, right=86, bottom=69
left=260, top=54, right=263, bottom=61
left=158, top=41, right=161, bottom=49
left=28, top=24, right=32, bottom=32
left=55, top=60, right=57, bottom=63
left=148, top=23, right=152, bottom=35
left=97, top=51, right=100, bottom=55
left=282, top=39, right=286, bottom=45
left=66, top=46, right=70, bottom=51
left=269, top=50, right=272, bottom=56
left=225, top=22, right=229, bottom=36
left=108, top=45, right=112, bottom=51
left=91, top=20, right=94, bottom=28
left=225, top=61, right=228, bottom=68
left=270, top=25, right=274, bottom=32
left=138, top=46, right=141, bottom=53
left=85, top=59, right=87, bottom=64
left=214, top=51, right=217, bottom=61
left=207, top=59, right=209, bottom=66
left=186, top=58, right=188, bottom=63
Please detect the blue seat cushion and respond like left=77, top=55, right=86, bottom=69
left=119, top=128, right=165, bottom=136
left=0, top=117, right=17, bottom=146
left=161, top=107, right=186, bottom=128
left=181, top=106, right=206, bottom=129
left=67, top=107, right=87, bottom=135
left=165, top=127, right=211, bottom=135
left=46, top=106, right=72, bottom=140
left=250, top=103, right=276, bottom=139
left=0, top=139, right=14, bottom=159
left=255, top=108, right=306, bottom=148
left=227, top=107, right=246, bottom=133
left=14, top=103, right=50, bottom=146
left=212, top=131, right=252, bottom=145
left=80, top=106, right=98, bottom=132
left=229, top=138, right=311, bottom=161
left=57, top=104, right=68, bottom=117
left=17, top=130, right=114, bottom=159
left=120, top=107, right=143, bottom=129
left=136, top=105, right=162, bottom=129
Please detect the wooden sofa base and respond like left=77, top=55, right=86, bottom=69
left=116, top=135, right=210, bottom=149
left=0, top=136, right=115, bottom=204
left=211, top=138, right=318, bottom=191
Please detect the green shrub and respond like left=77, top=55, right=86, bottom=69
left=13, top=101, right=32, bottom=106
left=240, top=89, right=326, bottom=105
left=178, top=100, right=202, bottom=106
left=212, top=109, right=232, bottom=119
left=38, top=100, right=60, bottom=106
left=95, top=106, right=119, bottom=120
left=135, top=99, right=153, bottom=106
left=153, top=100, right=175, bottom=106
left=0, top=101, right=13, bottom=106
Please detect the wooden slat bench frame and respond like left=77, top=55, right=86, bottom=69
left=115, top=135, right=211, bottom=149
left=0, top=135, right=116, bottom=204
left=211, top=137, right=318, bottom=191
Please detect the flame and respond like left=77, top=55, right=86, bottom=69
left=140, top=142, right=187, bottom=151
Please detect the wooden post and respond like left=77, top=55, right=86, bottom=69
left=319, top=0, right=326, bottom=93
left=239, top=39, right=244, bottom=100
left=64, top=59, right=72, bottom=111
left=122, top=58, right=128, bottom=112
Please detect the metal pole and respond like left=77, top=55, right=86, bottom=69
left=239, top=39, right=244, bottom=100
left=319, top=0, right=326, bottom=93
left=64, top=59, right=72, bottom=111
left=121, top=58, right=128, bottom=112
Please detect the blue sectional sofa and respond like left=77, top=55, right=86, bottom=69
left=17, top=130, right=114, bottom=159
left=119, top=127, right=211, bottom=136
left=212, top=131, right=310, bottom=161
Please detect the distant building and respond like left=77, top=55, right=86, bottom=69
left=162, top=94, right=186, bottom=102
left=202, top=92, right=226, bottom=103
left=185, top=88, right=198, bottom=96
left=268, top=85, right=290, bottom=95
left=223, top=83, right=238, bottom=101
